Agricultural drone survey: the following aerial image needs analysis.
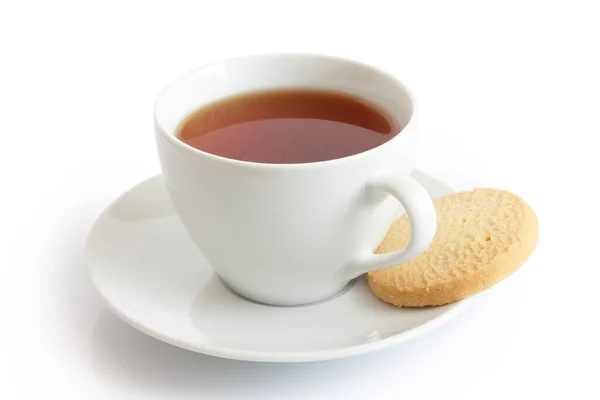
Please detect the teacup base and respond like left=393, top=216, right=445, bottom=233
left=219, top=276, right=358, bottom=307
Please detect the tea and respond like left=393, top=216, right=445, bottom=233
left=176, top=89, right=399, bottom=164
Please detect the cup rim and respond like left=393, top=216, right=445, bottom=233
left=154, top=53, right=416, bottom=170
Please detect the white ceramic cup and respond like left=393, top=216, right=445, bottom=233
left=155, top=54, right=437, bottom=306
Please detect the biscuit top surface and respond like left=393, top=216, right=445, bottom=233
left=370, top=189, right=536, bottom=291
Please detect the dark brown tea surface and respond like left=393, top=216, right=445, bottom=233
left=176, top=89, right=399, bottom=164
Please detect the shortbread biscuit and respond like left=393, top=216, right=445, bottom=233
left=368, top=189, right=538, bottom=307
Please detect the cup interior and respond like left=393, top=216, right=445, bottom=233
left=155, top=54, right=414, bottom=136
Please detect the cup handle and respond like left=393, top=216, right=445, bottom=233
left=341, top=175, right=437, bottom=281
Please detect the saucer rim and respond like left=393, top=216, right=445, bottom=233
left=85, top=172, right=473, bottom=363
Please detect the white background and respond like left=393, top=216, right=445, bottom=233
left=1, top=0, right=599, bottom=398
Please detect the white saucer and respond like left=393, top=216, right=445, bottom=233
left=86, top=171, right=472, bottom=362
